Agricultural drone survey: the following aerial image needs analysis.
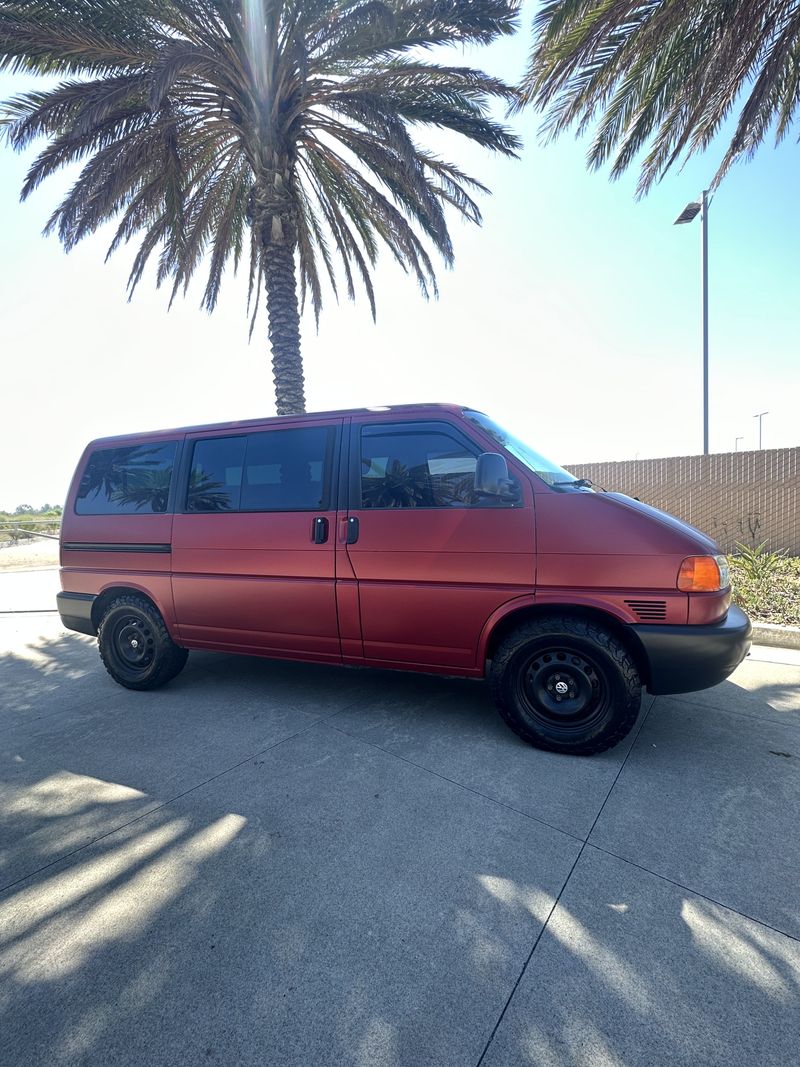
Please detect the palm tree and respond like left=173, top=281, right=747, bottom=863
left=520, top=0, right=800, bottom=196
left=0, top=0, right=520, bottom=413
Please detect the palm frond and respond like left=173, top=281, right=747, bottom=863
left=1, top=0, right=520, bottom=412
left=522, top=0, right=800, bottom=193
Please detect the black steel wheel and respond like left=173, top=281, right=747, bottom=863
left=490, top=616, right=642, bottom=755
left=98, top=595, right=188, bottom=691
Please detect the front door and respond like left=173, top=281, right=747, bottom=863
left=343, top=418, right=535, bottom=671
left=171, top=419, right=342, bottom=660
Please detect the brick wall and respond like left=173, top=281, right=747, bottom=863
left=566, top=448, right=800, bottom=556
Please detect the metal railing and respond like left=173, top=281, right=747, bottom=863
left=0, top=519, right=61, bottom=545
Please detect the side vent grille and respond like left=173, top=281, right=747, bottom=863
left=625, top=599, right=668, bottom=622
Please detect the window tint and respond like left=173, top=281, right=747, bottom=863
left=242, top=427, right=331, bottom=511
left=76, top=443, right=177, bottom=515
left=360, top=428, right=478, bottom=508
left=187, top=437, right=246, bottom=512
left=186, top=427, right=333, bottom=513
left=463, top=409, right=586, bottom=490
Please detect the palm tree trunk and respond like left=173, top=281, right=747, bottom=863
left=252, top=154, right=306, bottom=416
left=264, top=241, right=306, bottom=415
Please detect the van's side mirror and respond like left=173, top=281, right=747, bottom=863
left=474, top=453, right=517, bottom=501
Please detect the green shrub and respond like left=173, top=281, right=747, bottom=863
left=734, top=541, right=785, bottom=582
left=730, top=548, right=800, bottom=626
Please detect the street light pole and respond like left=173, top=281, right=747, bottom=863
left=674, top=190, right=711, bottom=455
left=754, top=411, right=768, bottom=449
left=701, top=190, right=709, bottom=456
left=735, top=436, right=744, bottom=452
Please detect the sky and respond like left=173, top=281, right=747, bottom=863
left=1, top=4, right=798, bottom=511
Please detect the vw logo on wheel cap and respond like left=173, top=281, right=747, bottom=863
left=554, top=681, right=569, bottom=695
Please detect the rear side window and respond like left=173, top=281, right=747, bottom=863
left=186, top=437, right=246, bottom=512
left=186, top=427, right=334, bottom=513
left=76, top=443, right=177, bottom=515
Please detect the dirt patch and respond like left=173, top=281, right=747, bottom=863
left=0, top=538, right=60, bottom=571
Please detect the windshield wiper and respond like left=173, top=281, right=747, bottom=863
left=551, top=478, right=594, bottom=489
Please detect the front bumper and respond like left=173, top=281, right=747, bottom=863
left=631, top=604, right=752, bottom=695
left=57, top=591, right=97, bottom=636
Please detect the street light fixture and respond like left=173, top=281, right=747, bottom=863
left=674, top=190, right=710, bottom=455
left=754, top=411, right=768, bottom=449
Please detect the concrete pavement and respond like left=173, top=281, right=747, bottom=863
left=1, top=610, right=799, bottom=1067
left=0, top=566, right=60, bottom=612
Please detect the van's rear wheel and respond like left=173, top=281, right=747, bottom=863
left=490, top=616, right=641, bottom=755
left=98, top=595, right=188, bottom=691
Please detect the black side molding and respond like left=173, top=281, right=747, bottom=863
left=62, top=542, right=171, bottom=554
left=57, top=592, right=97, bottom=636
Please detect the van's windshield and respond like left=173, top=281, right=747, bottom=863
left=463, top=410, right=593, bottom=491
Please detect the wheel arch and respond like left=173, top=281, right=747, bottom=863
left=91, top=585, right=174, bottom=636
left=480, top=602, right=651, bottom=688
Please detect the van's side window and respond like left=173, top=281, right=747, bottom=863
left=76, top=443, right=177, bottom=515
left=187, top=437, right=246, bottom=512
left=241, top=426, right=332, bottom=511
left=360, top=428, right=479, bottom=508
left=187, top=427, right=333, bottom=513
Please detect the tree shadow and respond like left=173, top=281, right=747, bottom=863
left=2, top=623, right=799, bottom=1066
left=1, top=627, right=97, bottom=723
left=1, top=627, right=579, bottom=1066
left=1, top=627, right=499, bottom=889
left=0, top=797, right=248, bottom=1066
left=479, top=853, right=800, bottom=1066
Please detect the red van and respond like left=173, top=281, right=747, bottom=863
left=57, top=404, right=751, bottom=755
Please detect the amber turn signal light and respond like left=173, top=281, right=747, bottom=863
left=677, top=555, right=727, bottom=592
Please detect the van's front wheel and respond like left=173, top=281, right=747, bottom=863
left=490, top=617, right=642, bottom=755
left=98, top=595, right=188, bottom=691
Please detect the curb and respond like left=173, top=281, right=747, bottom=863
left=751, top=622, right=800, bottom=651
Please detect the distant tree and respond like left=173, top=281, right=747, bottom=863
left=520, top=0, right=800, bottom=195
left=14, top=503, right=34, bottom=513
left=1, top=0, right=521, bottom=413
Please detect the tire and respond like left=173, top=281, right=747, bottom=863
left=97, top=594, right=188, bottom=691
left=489, top=616, right=642, bottom=755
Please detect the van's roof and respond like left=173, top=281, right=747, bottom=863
left=87, top=403, right=470, bottom=447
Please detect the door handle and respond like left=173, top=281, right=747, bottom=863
left=312, top=517, right=329, bottom=544
left=337, top=516, right=360, bottom=544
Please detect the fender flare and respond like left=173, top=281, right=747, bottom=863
left=91, top=581, right=177, bottom=638
left=477, top=593, right=633, bottom=666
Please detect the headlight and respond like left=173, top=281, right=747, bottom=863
left=677, top=555, right=730, bottom=592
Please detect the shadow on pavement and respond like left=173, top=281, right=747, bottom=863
left=2, top=624, right=799, bottom=1066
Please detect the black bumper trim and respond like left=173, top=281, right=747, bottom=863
left=632, top=605, right=752, bottom=696
left=57, top=591, right=97, bottom=636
